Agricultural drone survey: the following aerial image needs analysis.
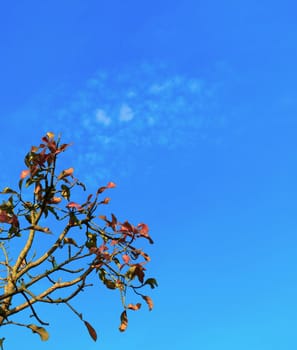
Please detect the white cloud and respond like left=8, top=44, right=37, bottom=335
left=95, top=109, right=111, bottom=126
left=119, top=103, right=134, bottom=122
left=44, top=62, right=226, bottom=182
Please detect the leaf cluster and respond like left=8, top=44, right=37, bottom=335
left=0, top=132, right=157, bottom=346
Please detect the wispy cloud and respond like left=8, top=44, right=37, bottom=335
left=119, top=103, right=134, bottom=122
left=95, top=109, right=112, bottom=126
left=41, top=62, right=227, bottom=183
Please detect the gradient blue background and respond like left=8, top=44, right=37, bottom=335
left=0, top=1, right=297, bottom=349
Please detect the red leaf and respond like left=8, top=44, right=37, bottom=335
left=122, top=254, right=130, bottom=264
left=106, top=181, right=116, bottom=188
left=138, top=223, right=154, bottom=244
left=84, top=321, right=97, bottom=341
left=120, top=221, right=134, bottom=233
left=138, top=223, right=149, bottom=235
left=66, top=202, right=82, bottom=210
left=99, top=244, right=108, bottom=252
left=20, top=169, right=30, bottom=179
left=0, top=211, right=10, bottom=223
left=56, top=143, right=71, bottom=154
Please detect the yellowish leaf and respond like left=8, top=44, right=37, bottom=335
left=28, top=324, right=49, bottom=341
left=46, top=131, right=55, bottom=139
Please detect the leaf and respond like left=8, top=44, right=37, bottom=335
left=132, top=264, right=145, bottom=283
left=20, top=169, right=30, bottom=179
left=106, top=181, right=116, bottom=188
left=49, top=197, right=62, bottom=204
left=1, top=187, right=17, bottom=194
left=122, top=254, right=130, bottom=264
left=46, top=131, right=55, bottom=139
left=66, top=202, right=83, bottom=210
left=97, top=186, right=106, bottom=194
left=58, top=167, right=74, bottom=180
left=144, top=278, right=158, bottom=289
left=104, top=279, right=117, bottom=289
left=142, top=295, right=153, bottom=311
left=0, top=211, right=10, bottom=224
left=28, top=324, right=49, bottom=341
left=137, top=223, right=154, bottom=244
left=138, top=223, right=149, bottom=235
left=100, top=197, right=110, bottom=204
left=120, top=221, right=134, bottom=233
left=84, top=321, right=97, bottom=341
left=63, top=237, right=78, bottom=247
left=61, top=184, right=70, bottom=200
left=127, top=303, right=141, bottom=311
left=119, top=310, right=128, bottom=332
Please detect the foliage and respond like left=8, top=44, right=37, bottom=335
left=0, top=132, right=156, bottom=346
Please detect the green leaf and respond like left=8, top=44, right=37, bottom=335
left=28, top=324, right=49, bottom=341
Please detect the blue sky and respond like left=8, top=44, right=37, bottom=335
left=1, top=1, right=297, bottom=349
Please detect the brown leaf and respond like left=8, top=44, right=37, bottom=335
left=97, top=186, right=106, bottom=194
left=84, top=320, right=97, bottom=341
left=58, top=167, right=74, bottom=180
left=119, top=310, right=128, bottom=332
left=127, top=303, right=142, bottom=311
left=100, top=197, right=110, bottom=204
left=49, top=197, right=62, bottom=204
left=142, top=295, right=153, bottom=311
left=63, top=237, right=79, bottom=247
